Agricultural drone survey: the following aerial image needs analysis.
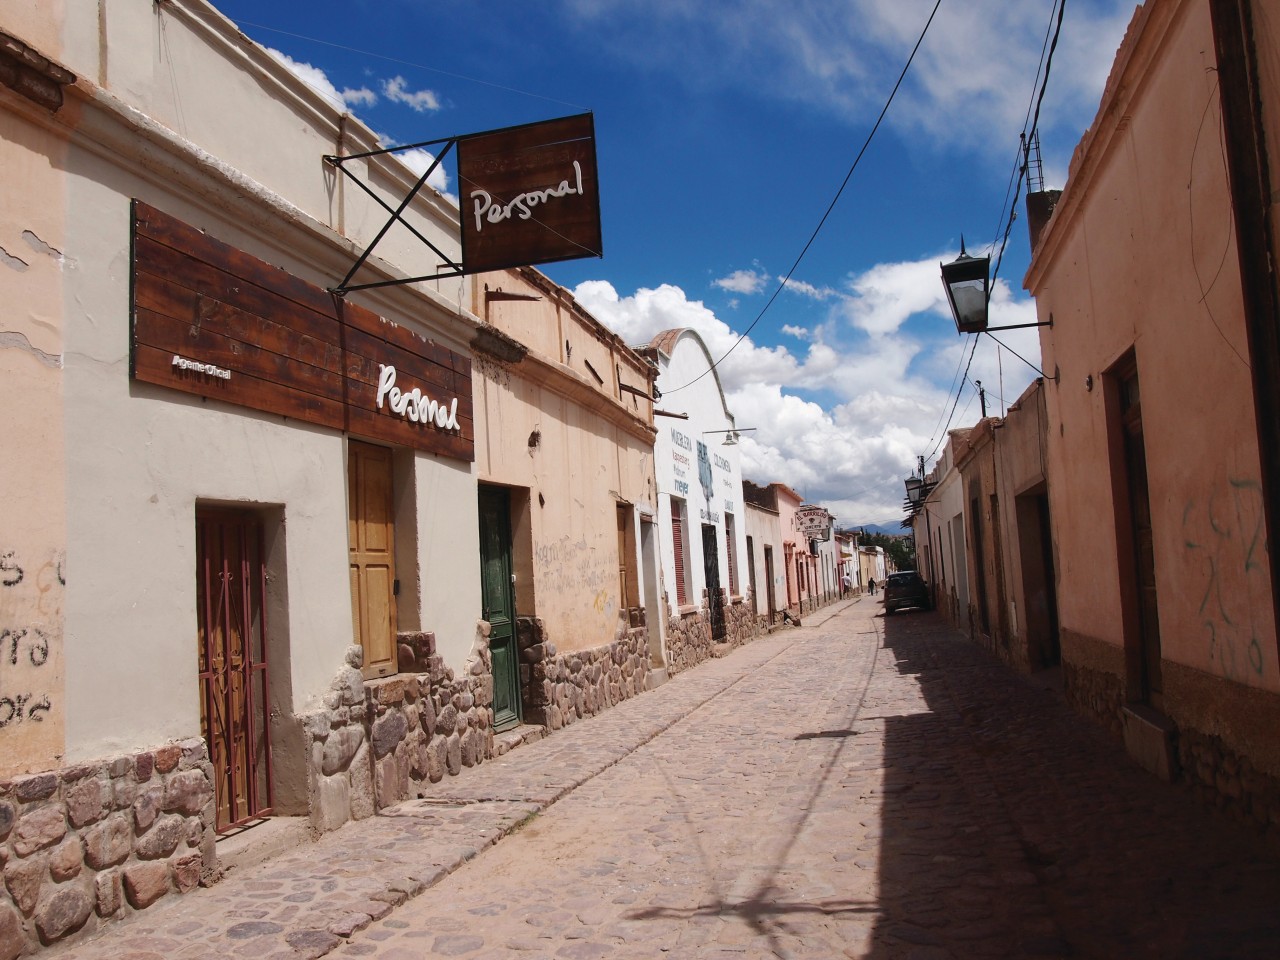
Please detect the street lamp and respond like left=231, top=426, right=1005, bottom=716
left=702, top=428, right=756, bottom=447
left=904, top=475, right=925, bottom=505
left=940, top=237, right=990, bottom=334
left=940, top=237, right=1053, bottom=336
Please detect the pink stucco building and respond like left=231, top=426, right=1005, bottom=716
left=1026, top=0, right=1280, bottom=828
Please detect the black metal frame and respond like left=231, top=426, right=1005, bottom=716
left=324, top=136, right=464, bottom=294
left=324, top=112, right=599, bottom=296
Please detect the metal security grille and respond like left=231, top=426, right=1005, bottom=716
left=196, top=509, right=273, bottom=832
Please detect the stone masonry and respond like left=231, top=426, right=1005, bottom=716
left=516, top=616, right=649, bottom=731
left=0, top=739, right=215, bottom=958
left=664, top=589, right=762, bottom=677
left=303, top=626, right=497, bottom=835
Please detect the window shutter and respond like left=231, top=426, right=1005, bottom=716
left=672, top=509, right=686, bottom=606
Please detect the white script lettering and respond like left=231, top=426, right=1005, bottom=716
left=375, top=364, right=460, bottom=431
left=471, top=161, right=584, bottom=233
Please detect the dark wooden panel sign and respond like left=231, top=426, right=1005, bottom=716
left=457, top=113, right=602, bottom=275
left=130, top=200, right=474, bottom=462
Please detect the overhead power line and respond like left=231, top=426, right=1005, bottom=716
left=662, top=0, right=945, bottom=396
left=918, top=0, right=1067, bottom=468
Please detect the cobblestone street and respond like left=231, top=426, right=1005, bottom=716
left=55, top=599, right=1280, bottom=959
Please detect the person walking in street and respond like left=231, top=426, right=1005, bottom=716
left=841, top=572, right=852, bottom=597
left=868, top=577, right=876, bottom=596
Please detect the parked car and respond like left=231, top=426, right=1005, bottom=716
left=883, top=571, right=930, bottom=614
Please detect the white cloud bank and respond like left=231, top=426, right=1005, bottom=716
left=575, top=255, right=1044, bottom=526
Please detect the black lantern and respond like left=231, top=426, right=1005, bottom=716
left=904, top=475, right=925, bottom=505
left=940, top=237, right=990, bottom=334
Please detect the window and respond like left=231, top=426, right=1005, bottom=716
left=671, top=498, right=689, bottom=607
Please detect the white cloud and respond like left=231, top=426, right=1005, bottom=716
left=266, top=48, right=346, bottom=111
left=557, top=0, right=1134, bottom=169
left=382, top=76, right=442, bottom=113
left=574, top=255, right=1044, bottom=524
left=397, top=148, right=456, bottom=204
left=341, top=87, right=378, bottom=108
left=713, top=269, right=769, bottom=295
left=783, top=278, right=838, bottom=301
left=842, top=256, right=950, bottom=336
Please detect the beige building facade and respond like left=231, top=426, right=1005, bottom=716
left=470, top=266, right=661, bottom=729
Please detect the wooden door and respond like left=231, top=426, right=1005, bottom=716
left=764, top=545, right=777, bottom=625
left=479, top=486, right=521, bottom=730
left=1121, top=367, right=1163, bottom=706
left=348, top=442, right=397, bottom=679
left=197, top=509, right=273, bottom=831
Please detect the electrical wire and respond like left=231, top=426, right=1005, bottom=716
left=922, top=335, right=979, bottom=464
left=987, top=0, right=1062, bottom=259
left=989, top=0, right=1066, bottom=295
left=661, top=0, right=945, bottom=396
left=917, top=0, right=1066, bottom=467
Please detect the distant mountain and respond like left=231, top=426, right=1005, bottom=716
left=843, top=521, right=908, bottom=537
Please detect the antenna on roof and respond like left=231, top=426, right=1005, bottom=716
left=1023, top=130, right=1045, bottom=194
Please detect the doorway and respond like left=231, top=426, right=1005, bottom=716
left=479, top=485, right=522, bottom=731
left=347, top=441, right=397, bottom=679
left=1117, top=361, right=1163, bottom=708
left=196, top=508, right=273, bottom=832
left=702, top=524, right=726, bottom=641
left=763, top=545, right=777, bottom=625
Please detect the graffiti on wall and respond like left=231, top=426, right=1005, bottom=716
left=0, top=545, right=64, bottom=760
left=534, top=534, right=614, bottom=623
left=1182, top=478, right=1268, bottom=680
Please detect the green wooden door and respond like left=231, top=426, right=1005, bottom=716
left=479, top=486, right=521, bottom=731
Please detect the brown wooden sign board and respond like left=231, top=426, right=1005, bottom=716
left=130, top=200, right=475, bottom=462
left=457, top=113, right=603, bottom=274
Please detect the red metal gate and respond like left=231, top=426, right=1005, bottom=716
left=196, top=509, right=273, bottom=831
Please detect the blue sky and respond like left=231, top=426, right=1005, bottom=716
left=212, top=0, right=1136, bottom=527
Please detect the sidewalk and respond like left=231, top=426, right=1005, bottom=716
left=53, top=600, right=860, bottom=960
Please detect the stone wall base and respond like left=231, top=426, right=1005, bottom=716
left=302, top=631, right=496, bottom=835
left=1062, top=656, right=1126, bottom=740
left=1062, top=640, right=1280, bottom=848
left=1179, top=728, right=1280, bottom=846
left=0, top=740, right=215, bottom=956
left=516, top=618, right=649, bottom=730
left=664, top=591, right=767, bottom=678
left=302, top=618, right=660, bottom=834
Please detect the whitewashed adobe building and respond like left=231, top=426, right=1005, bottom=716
left=641, top=329, right=756, bottom=673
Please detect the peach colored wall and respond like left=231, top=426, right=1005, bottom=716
left=470, top=268, right=657, bottom=654
left=773, top=485, right=801, bottom=607
left=0, top=101, right=68, bottom=777
left=1027, top=0, right=1277, bottom=692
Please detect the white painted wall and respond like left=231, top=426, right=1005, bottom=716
left=651, top=330, right=749, bottom=613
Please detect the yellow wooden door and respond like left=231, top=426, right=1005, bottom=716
left=348, top=441, right=397, bottom=678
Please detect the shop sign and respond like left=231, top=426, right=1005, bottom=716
left=795, top=505, right=832, bottom=541
left=130, top=201, right=474, bottom=462
left=458, top=113, right=602, bottom=274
